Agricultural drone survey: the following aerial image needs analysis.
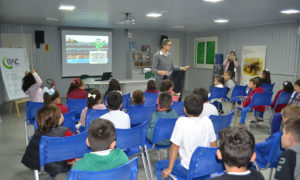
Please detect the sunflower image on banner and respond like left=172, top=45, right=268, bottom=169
left=241, top=46, right=267, bottom=85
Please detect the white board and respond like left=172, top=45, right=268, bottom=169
left=0, top=48, right=30, bottom=100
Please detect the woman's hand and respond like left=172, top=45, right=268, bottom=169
left=158, top=70, right=168, bottom=76
left=181, top=66, right=190, bottom=71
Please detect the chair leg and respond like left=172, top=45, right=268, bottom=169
left=24, top=120, right=29, bottom=145
left=34, top=170, right=39, bottom=180
left=144, top=145, right=154, bottom=180
left=140, top=147, right=150, bottom=180
left=157, top=150, right=161, bottom=161
left=268, top=168, right=273, bottom=180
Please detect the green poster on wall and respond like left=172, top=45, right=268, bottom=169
left=197, top=42, right=205, bottom=64
left=206, top=41, right=215, bottom=64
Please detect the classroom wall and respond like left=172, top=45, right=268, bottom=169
left=0, top=23, right=185, bottom=104
left=184, top=21, right=300, bottom=93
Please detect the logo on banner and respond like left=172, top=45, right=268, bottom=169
left=2, top=57, right=19, bottom=69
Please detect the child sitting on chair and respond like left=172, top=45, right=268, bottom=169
left=21, top=104, right=73, bottom=177
left=193, top=88, right=218, bottom=117
left=101, top=91, right=130, bottom=129
left=67, top=78, right=88, bottom=99
left=160, top=79, right=179, bottom=101
left=270, top=81, right=294, bottom=113
left=155, top=94, right=217, bottom=179
left=224, top=71, right=235, bottom=98
left=211, top=127, right=264, bottom=180
left=44, top=90, right=69, bottom=114
left=70, top=118, right=128, bottom=172
left=79, top=89, right=106, bottom=127
left=274, top=117, right=300, bottom=180
left=240, top=77, right=265, bottom=124
left=131, top=90, right=145, bottom=106
left=145, top=79, right=159, bottom=93
left=147, top=92, right=178, bottom=146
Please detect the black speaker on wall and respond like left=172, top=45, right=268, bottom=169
left=35, top=31, right=44, bottom=48
left=159, top=35, right=168, bottom=46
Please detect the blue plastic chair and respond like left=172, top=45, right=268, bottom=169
left=36, top=131, right=90, bottom=180
left=169, top=147, right=224, bottom=180
left=127, top=105, right=155, bottom=127
left=62, top=111, right=76, bottom=134
left=146, top=117, right=178, bottom=160
left=229, top=85, right=248, bottom=103
left=272, top=91, right=292, bottom=112
left=144, top=92, right=159, bottom=106
left=255, top=131, right=283, bottom=180
left=25, top=101, right=44, bottom=145
left=171, top=101, right=185, bottom=116
left=66, top=98, right=87, bottom=121
left=116, top=122, right=153, bottom=180
left=261, top=83, right=275, bottom=93
left=67, top=157, right=139, bottom=180
left=85, top=109, right=109, bottom=129
left=209, top=111, right=235, bottom=139
left=208, top=87, right=229, bottom=101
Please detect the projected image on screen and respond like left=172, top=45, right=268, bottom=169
left=66, top=35, right=109, bottom=64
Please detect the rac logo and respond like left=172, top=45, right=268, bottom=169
left=2, top=57, right=19, bottom=69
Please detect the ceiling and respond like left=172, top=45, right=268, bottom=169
left=0, top=0, right=300, bottom=31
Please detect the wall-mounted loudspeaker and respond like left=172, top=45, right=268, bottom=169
left=35, top=31, right=44, bottom=48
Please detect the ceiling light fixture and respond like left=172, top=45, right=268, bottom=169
left=280, top=9, right=300, bottom=14
left=46, top=17, right=58, bottom=21
left=172, top=26, right=184, bottom=29
left=214, top=19, right=229, bottom=23
left=203, top=0, right=223, bottom=3
left=146, top=13, right=162, bottom=18
left=59, top=5, right=76, bottom=11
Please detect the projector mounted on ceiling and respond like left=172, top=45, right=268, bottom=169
left=120, top=12, right=136, bottom=25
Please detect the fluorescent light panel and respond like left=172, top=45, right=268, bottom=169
left=280, top=9, right=300, bottom=14
left=214, top=19, right=229, bottom=23
left=203, top=0, right=223, bottom=3
left=146, top=13, right=162, bottom=18
left=59, top=5, right=76, bottom=11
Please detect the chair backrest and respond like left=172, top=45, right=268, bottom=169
left=39, top=131, right=90, bottom=167
left=67, top=157, right=138, bottom=180
left=85, top=109, right=109, bottom=129
left=255, top=131, right=283, bottom=168
left=208, top=87, right=229, bottom=101
left=127, top=105, right=154, bottom=127
left=26, top=101, right=44, bottom=123
left=62, top=111, right=76, bottom=134
left=116, top=122, right=147, bottom=150
left=230, top=85, right=247, bottom=99
left=250, top=92, right=273, bottom=107
left=261, top=83, right=275, bottom=93
left=187, top=147, right=224, bottom=179
left=291, top=93, right=298, bottom=104
left=122, top=93, right=131, bottom=110
left=209, top=111, right=235, bottom=139
left=144, top=92, right=159, bottom=106
left=275, top=91, right=292, bottom=108
left=152, top=117, right=178, bottom=145
left=66, top=98, right=87, bottom=119
left=171, top=101, right=185, bottom=116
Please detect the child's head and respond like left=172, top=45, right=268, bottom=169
left=132, top=90, right=145, bottom=105
left=281, top=105, right=300, bottom=124
left=67, top=78, right=84, bottom=94
left=107, top=91, right=122, bottom=110
left=22, top=72, right=36, bottom=92
left=224, top=71, right=232, bottom=81
left=147, top=79, right=158, bottom=91
left=282, top=117, right=300, bottom=149
left=193, top=88, right=208, bottom=103
left=218, top=127, right=256, bottom=169
left=184, top=94, right=203, bottom=117
left=87, top=89, right=102, bottom=109
left=249, top=77, right=261, bottom=89
left=158, top=92, right=173, bottom=109
left=160, top=79, right=174, bottom=92
left=294, top=79, right=300, bottom=93
left=87, top=118, right=116, bottom=151
left=37, top=104, right=62, bottom=134
left=44, top=90, right=61, bottom=105
left=107, top=79, right=121, bottom=94
left=282, top=81, right=294, bottom=93
left=261, top=69, right=271, bottom=84
left=214, top=75, right=224, bottom=86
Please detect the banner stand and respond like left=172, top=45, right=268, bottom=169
left=9, top=98, right=29, bottom=118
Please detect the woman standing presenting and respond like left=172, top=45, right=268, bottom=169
left=152, top=39, right=190, bottom=87
left=223, top=51, right=238, bottom=83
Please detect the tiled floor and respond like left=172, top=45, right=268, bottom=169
left=0, top=99, right=273, bottom=180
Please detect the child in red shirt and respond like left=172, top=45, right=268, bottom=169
left=270, top=81, right=294, bottom=113
left=67, top=78, right=88, bottom=99
left=160, top=79, right=179, bottom=102
left=44, top=90, right=69, bottom=114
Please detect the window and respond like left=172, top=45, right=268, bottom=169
left=194, top=36, right=218, bottom=68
